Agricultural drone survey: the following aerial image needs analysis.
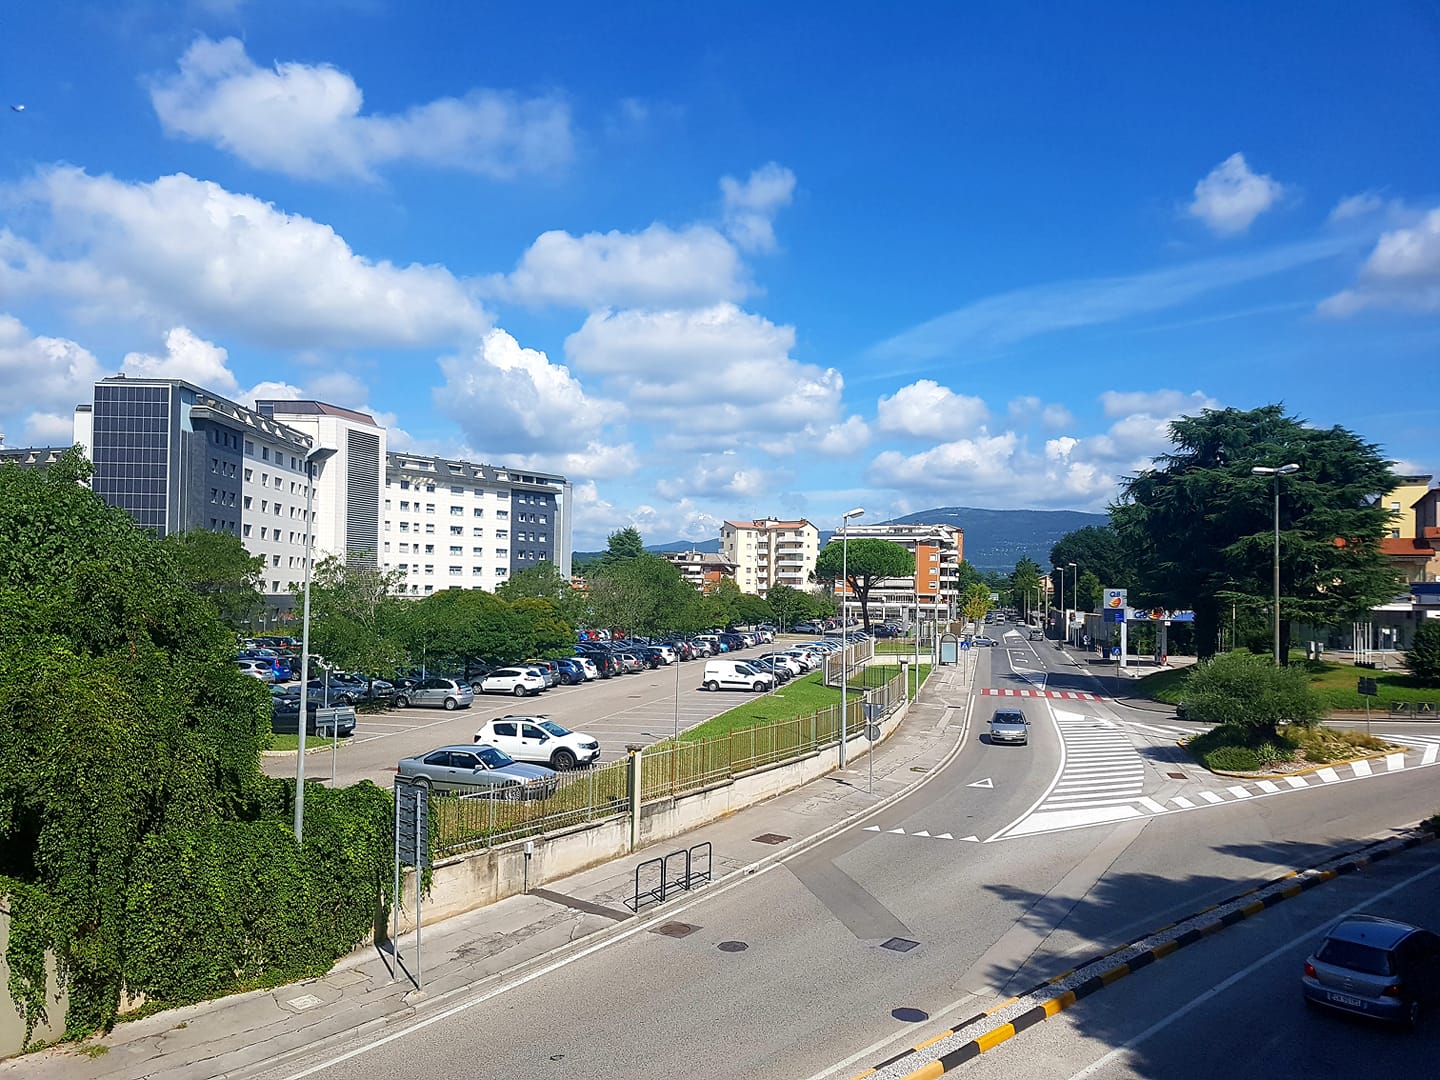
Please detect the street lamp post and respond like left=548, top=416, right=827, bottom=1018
left=1251, top=463, right=1300, bottom=666
left=294, top=445, right=337, bottom=844
left=839, top=506, right=865, bottom=769
left=1068, top=561, right=1078, bottom=644
left=1055, top=565, right=1065, bottom=640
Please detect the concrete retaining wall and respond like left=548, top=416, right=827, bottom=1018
left=398, top=697, right=912, bottom=931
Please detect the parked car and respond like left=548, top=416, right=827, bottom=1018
left=756, top=652, right=803, bottom=677
left=397, top=744, right=557, bottom=799
left=477, top=668, right=546, bottom=697
left=702, top=659, right=775, bottom=692
left=614, top=652, right=645, bottom=674
left=872, top=625, right=901, bottom=638
left=987, top=709, right=1030, bottom=746
left=570, top=656, right=599, bottom=681
left=549, top=657, right=586, bottom=685
left=752, top=657, right=793, bottom=683
left=393, top=677, right=474, bottom=710
left=793, top=621, right=823, bottom=634
left=271, top=693, right=357, bottom=737
left=475, top=715, right=601, bottom=770
left=235, top=658, right=278, bottom=682
left=1302, top=916, right=1440, bottom=1026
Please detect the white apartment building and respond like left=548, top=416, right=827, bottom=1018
left=661, top=550, right=738, bottom=590
left=827, top=522, right=965, bottom=623
left=719, top=517, right=820, bottom=596
left=380, top=453, right=571, bottom=597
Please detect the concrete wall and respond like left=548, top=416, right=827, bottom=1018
left=397, top=697, right=911, bottom=931
left=0, top=906, right=68, bottom=1057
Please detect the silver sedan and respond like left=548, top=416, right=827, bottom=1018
left=396, top=744, right=558, bottom=799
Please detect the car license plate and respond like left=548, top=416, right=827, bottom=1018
left=1326, top=992, right=1365, bottom=1008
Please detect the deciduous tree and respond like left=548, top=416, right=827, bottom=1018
left=161, top=528, right=266, bottom=628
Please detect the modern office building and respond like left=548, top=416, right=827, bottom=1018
left=380, top=452, right=573, bottom=596
left=0, top=439, right=68, bottom=470
left=662, top=549, right=738, bottom=590
left=719, top=517, right=821, bottom=596
left=70, top=377, right=320, bottom=603
left=825, top=521, right=965, bottom=624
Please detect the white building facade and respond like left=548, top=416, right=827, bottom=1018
left=719, top=517, right=820, bottom=596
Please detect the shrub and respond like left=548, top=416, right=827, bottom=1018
left=1204, top=745, right=1264, bottom=772
left=1178, top=651, right=1325, bottom=735
left=1405, top=621, right=1440, bottom=685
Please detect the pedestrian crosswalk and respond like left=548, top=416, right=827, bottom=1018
left=1378, top=731, right=1440, bottom=766
left=981, top=688, right=1103, bottom=701
left=996, top=708, right=1148, bottom=837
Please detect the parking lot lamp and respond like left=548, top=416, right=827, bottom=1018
left=294, top=445, right=337, bottom=844
left=839, top=506, right=865, bottom=768
left=1251, top=463, right=1300, bottom=665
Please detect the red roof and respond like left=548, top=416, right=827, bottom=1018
left=1380, top=537, right=1438, bottom=557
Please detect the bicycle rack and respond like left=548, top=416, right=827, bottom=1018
left=632, top=841, right=714, bottom=911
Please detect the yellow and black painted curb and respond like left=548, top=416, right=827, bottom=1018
left=851, top=824, right=1439, bottom=1080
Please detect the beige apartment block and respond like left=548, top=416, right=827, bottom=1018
left=720, top=517, right=820, bottom=596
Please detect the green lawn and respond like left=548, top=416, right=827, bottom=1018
left=1133, top=652, right=1440, bottom=712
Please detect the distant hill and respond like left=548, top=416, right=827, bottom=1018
left=886, top=506, right=1109, bottom=570
left=573, top=508, right=1106, bottom=571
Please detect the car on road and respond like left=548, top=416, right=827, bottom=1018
left=971, top=636, right=1000, bottom=647
left=474, top=715, right=601, bottom=770
left=1028, top=628, right=1044, bottom=641
left=397, top=744, right=557, bottom=799
left=393, top=676, right=474, bottom=710
left=1303, top=916, right=1440, bottom=1026
left=987, top=708, right=1030, bottom=745
left=477, top=667, right=546, bottom=697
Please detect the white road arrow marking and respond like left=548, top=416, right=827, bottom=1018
left=864, top=825, right=880, bottom=831
left=957, top=835, right=980, bottom=842
left=888, top=827, right=906, bottom=834
left=969, top=777, right=994, bottom=789
left=913, top=830, right=931, bottom=837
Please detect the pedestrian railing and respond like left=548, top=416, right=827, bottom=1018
left=430, top=666, right=913, bottom=857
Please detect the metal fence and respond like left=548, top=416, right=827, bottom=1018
left=823, top=638, right=876, bottom=686
left=430, top=665, right=914, bottom=857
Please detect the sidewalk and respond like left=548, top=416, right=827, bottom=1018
left=3, top=660, right=978, bottom=1080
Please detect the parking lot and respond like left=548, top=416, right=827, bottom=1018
left=260, top=650, right=788, bottom=789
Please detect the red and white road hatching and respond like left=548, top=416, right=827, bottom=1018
left=981, top=688, right=1103, bottom=701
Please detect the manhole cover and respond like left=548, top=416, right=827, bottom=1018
left=717, top=941, right=748, bottom=952
left=286, top=994, right=324, bottom=1011
left=1167, top=772, right=1187, bottom=780
left=880, top=937, right=920, bottom=953
left=892, top=1007, right=929, bottom=1022
left=751, top=833, right=790, bottom=845
left=651, top=921, right=698, bottom=938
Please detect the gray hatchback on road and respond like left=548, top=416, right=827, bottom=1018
left=987, top=708, right=1030, bottom=745
left=1302, top=915, right=1440, bottom=1026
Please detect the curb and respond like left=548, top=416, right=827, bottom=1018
left=135, top=663, right=982, bottom=1080
left=1200, top=745, right=1401, bottom=782
left=857, top=824, right=1439, bottom=1080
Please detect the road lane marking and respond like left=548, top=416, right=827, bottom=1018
left=1226, top=786, right=1253, bottom=799
left=1284, top=776, right=1308, bottom=789
left=1255, top=780, right=1280, bottom=793
left=1198, top=791, right=1224, bottom=804
left=1316, top=767, right=1340, bottom=783
left=1169, top=796, right=1195, bottom=809
left=1063, top=858, right=1440, bottom=1080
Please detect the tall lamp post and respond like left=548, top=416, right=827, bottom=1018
left=1055, top=565, right=1065, bottom=639
left=1068, top=561, right=1078, bottom=643
left=838, top=506, right=865, bottom=769
left=294, top=445, right=337, bottom=844
left=1251, top=463, right=1300, bottom=666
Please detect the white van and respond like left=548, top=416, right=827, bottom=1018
left=702, top=659, right=775, bottom=692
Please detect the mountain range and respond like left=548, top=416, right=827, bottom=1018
left=576, top=506, right=1109, bottom=571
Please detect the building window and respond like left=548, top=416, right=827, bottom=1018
left=425, top=544, right=435, bottom=554
left=450, top=526, right=462, bottom=536
left=400, top=480, right=410, bottom=490
left=496, top=529, right=508, bottom=540
left=472, top=546, right=484, bottom=556
left=425, top=524, right=435, bottom=534
left=473, top=508, right=484, bottom=518
left=245, top=440, right=255, bottom=455
left=243, top=524, right=251, bottom=537
left=495, top=568, right=507, bottom=577
left=496, top=548, right=508, bottom=558
left=449, top=566, right=462, bottom=576
left=400, top=522, right=410, bottom=532
left=449, top=546, right=462, bottom=556
left=400, top=500, right=410, bottom=510
left=451, top=485, right=463, bottom=495
left=450, top=505, right=462, bottom=516
left=497, top=510, right=509, bottom=520
left=473, top=565, right=483, bottom=575
left=424, top=564, right=434, bottom=574
left=262, top=447, right=270, bottom=461
left=473, top=527, right=484, bottom=537
left=426, top=504, right=436, bottom=514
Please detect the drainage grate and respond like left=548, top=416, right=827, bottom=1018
left=880, top=937, right=920, bottom=953
left=892, top=1007, right=929, bottom=1022
left=751, top=833, right=791, bottom=845
left=651, top=921, right=699, bottom=938
left=1167, top=772, right=1187, bottom=780
left=717, top=941, right=749, bottom=952
left=910, top=766, right=929, bottom=773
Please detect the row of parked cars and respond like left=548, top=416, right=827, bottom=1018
left=394, top=710, right=608, bottom=796
left=702, top=630, right=872, bottom=692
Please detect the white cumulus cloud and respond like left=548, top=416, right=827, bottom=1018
left=436, top=328, right=625, bottom=462
left=1099, top=389, right=1218, bottom=419
left=486, top=223, right=747, bottom=309
left=564, top=303, right=845, bottom=451
left=0, top=316, right=105, bottom=446
left=1187, top=153, right=1285, bottom=235
left=150, top=36, right=572, bottom=181
left=122, top=326, right=240, bottom=394
left=721, top=162, right=796, bottom=252
left=1322, top=208, right=1440, bottom=316
left=0, top=167, right=491, bottom=348
left=876, top=379, right=988, bottom=439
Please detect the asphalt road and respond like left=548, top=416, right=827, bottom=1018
left=261, top=641, right=804, bottom=788
left=252, top=623, right=1440, bottom=1080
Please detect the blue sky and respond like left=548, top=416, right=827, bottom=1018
left=2, top=2, right=1437, bottom=549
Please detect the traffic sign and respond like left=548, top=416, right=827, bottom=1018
left=865, top=723, right=882, bottom=742
left=1111, top=646, right=1121, bottom=658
